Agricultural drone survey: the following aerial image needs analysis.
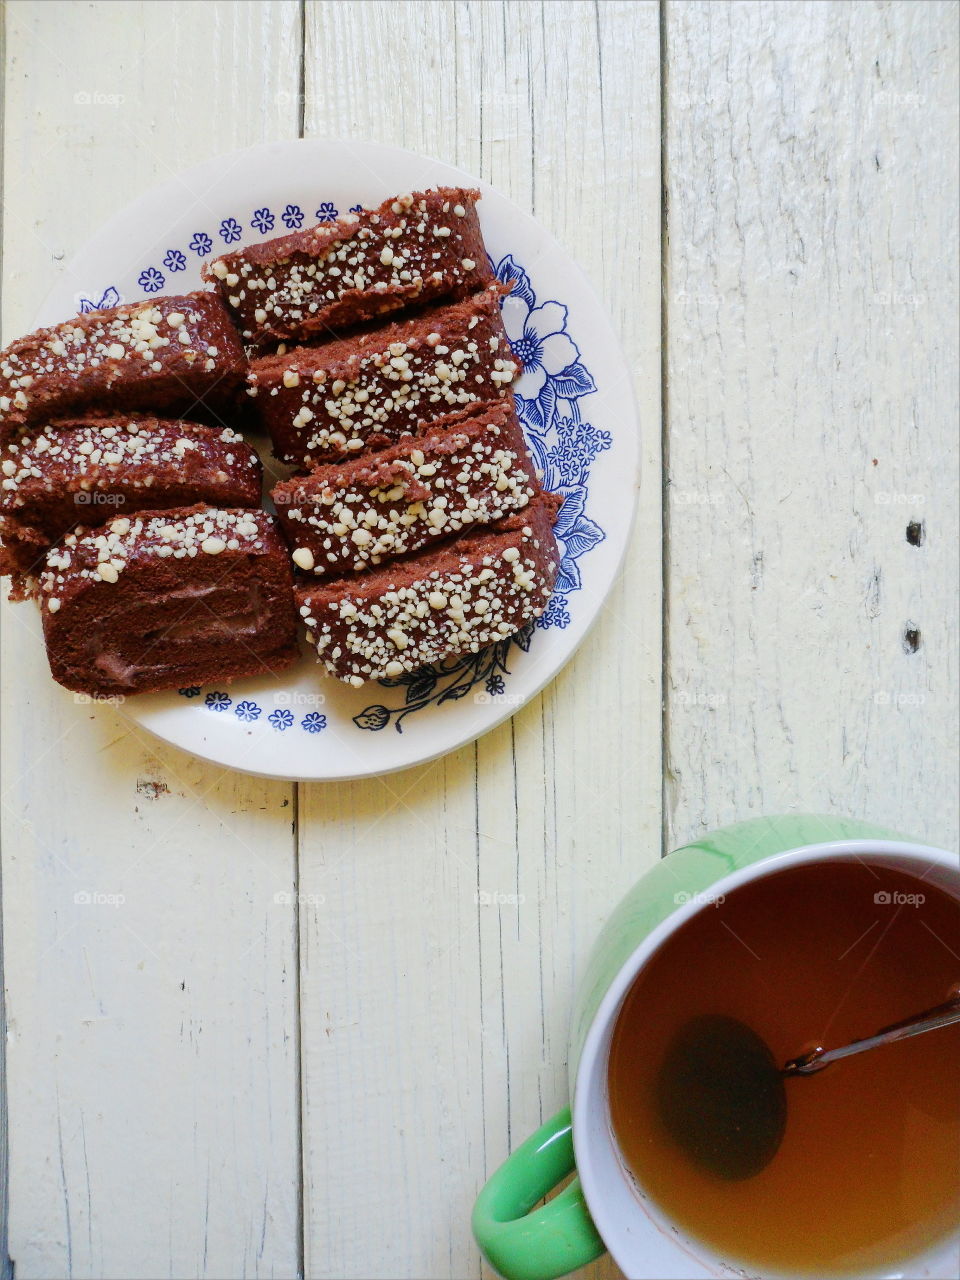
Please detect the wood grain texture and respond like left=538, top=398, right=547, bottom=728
left=663, top=0, right=960, bottom=853
left=296, top=3, right=661, bottom=1277
left=0, top=4, right=9, bottom=1270
left=0, top=3, right=303, bottom=1277
left=3, top=1, right=957, bottom=1277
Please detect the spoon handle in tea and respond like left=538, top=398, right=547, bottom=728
left=784, top=990, right=960, bottom=1076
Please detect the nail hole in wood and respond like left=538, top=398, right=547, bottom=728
left=903, top=626, right=921, bottom=653
left=906, top=521, right=924, bottom=546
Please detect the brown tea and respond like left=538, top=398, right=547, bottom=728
left=607, top=860, right=960, bottom=1274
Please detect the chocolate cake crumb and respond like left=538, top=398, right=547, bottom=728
left=272, top=401, right=538, bottom=577
left=1, top=416, right=261, bottom=592
left=0, top=293, right=247, bottom=441
left=205, top=188, right=495, bottom=352
left=39, top=507, right=298, bottom=696
left=295, top=496, right=561, bottom=684
left=248, top=285, right=517, bottom=467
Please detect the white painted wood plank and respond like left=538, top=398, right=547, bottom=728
left=297, top=4, right=660, bottom=1278
left=0, top=10, right=11, bottom=1277
left=664, top=0, right=960, bottom=852
left=1, top=4, right=304, bottom=1276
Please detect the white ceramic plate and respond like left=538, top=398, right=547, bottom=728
left=33, top=139, right=638, bottom=780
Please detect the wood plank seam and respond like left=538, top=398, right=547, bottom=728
left=659, top=0, right=671, bottom=865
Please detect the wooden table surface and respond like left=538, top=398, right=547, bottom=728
left=0, top=3, right=956, bottom=1278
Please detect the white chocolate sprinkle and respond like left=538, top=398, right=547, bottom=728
left=247, top=284, right=516, bottom=466
left=296, top=513, right=557, bottom=682
left=206, top=189, right=483, bottom=347
left=273, top=415, right=535, bottom=574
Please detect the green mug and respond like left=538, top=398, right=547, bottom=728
left=472, top=814, right=959, bottom=1279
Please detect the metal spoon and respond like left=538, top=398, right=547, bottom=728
left=656, top=990, right=960, bottom=1181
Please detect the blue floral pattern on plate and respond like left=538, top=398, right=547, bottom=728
left=118, top=211, right=608, bottom=736
left=354, top=625, right=536, bottom=733
left=78, top=286, right=122, bottom=313
left=219, top=217, right=242, bottom=244
left=137, top=267, right=164, bottom=293
left=178, top=691, right=329, bottom=736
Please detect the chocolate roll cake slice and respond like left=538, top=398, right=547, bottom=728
left=248, top=285, right=517, bottom=468
left=1, top=417, right=262, bottom=591
left=0, top=293, right=247, bottom=441
left=39, top=507, right=298, bottom=697
left=295, top=496, right=561, bottom=686
left=204, top=188, right=494, bottom=352
left=272, top=402, right=538, bottom=577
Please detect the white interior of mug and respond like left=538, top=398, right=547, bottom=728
left=572, top=840, right=960, bottom=1280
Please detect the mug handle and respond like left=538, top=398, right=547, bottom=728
left=472, top=1106, right=606, bottom=1280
